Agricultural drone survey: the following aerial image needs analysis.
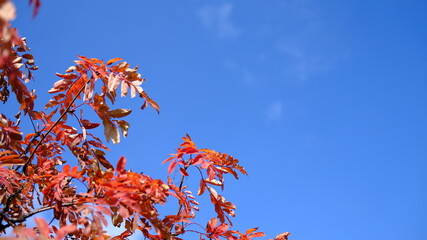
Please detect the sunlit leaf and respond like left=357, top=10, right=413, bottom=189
left=108, top=109, right=132, bottom=118
left=106, top=57, right=123, bottom=65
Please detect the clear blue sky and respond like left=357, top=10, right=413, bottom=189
left=10, top=0, right=427, bottom=239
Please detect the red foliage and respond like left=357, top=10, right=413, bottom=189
left=0, top=1, right=289, bottom=239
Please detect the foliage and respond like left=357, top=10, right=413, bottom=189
left=0, top=1, right=289, bottom=239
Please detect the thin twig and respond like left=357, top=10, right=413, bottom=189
left=0, top=202, right=75, bottom=230
left=175, top=157, right=191, bottom=216
left=0, top=183, right=27, bottom=224
left=1, top=77, right=89, bottom=230
left=20, top=77, right=90, bottom=173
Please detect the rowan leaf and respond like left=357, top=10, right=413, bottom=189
left=55, top=73, right=79, bottom=80
left=109, top=109, right=132, bottom=118
left=117, top=120, right=130, bottom=137
left=249, top=232, right=266, bottom=238
left=81, top=119, right=100, bottom=129
left=121, top=81, right=129, bottom=97
left=103, top=120, right=120, bottom=144
left=207, top=218, right=218, bottom=233
left=180, top=167, right=189, bottom=176
left=116, top=156, right=126, bottom=174
left=246, top=228, right=259, bottom=235
left=106, top=57, right=123, bottom=65
left=34, top=218, right=50, bottom=237
left=22, top=53, right=34, bottom=60
left=108, top=73, right=120, bottom=92
left=198, top=179, right=207, bottom=195
left=274, top=232, right=291, bottom=240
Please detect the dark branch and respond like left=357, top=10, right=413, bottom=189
left=0, top=202, right=75, bottom=230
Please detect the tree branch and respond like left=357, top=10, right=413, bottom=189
left=1, top=77, right=89, bottom=231
left=20, top=77, right=90, bottom=174
left=0, top=202, right=75, bottom=230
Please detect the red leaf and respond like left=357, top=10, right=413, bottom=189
left=116, top=156, right=126, bottom=174
left=206, top=218, right=218, bottom=233
left=55, top=225, right=77, bottom=239
left=88, top=140, right=109, bottom=150
left=34, top=218, right=50, bottom=237
left=249, top=232, right=266, bottom=238
left=95, top=206, right=112, bottom=216
left=180, top=167, right=189, bottom=176
left=118, top=204, right=130, bottom=218
left=198, top=179, right=207, bottom=195
left=167, top=160, right=179, bottom=175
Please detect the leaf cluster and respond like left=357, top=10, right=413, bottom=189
left=0, top=1, right=290, bottom=240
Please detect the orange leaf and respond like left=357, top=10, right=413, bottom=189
left=62, top=165, right=70, bottom=174
left=246, top=228, right=259, bottom=235
left=249, top=232, right=266, bottom=238
left=106, top=57, right=123, bottom=65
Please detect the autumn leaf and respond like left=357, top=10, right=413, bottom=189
left=34, top=218, right=50, bottom=237
left=109, top=108, right=132, bottom=118
left=106, top=57, right=123, bottom=65
left=108, top=73, right=120, bottom=92
left=180, top=167, right=189, bottom=176
left=22, top=53, right=34, bottom=60
left=103, top=119, right=120, bottom=144
left=117, top=120, right=130, bottom=137
left=81, top=119, right=101, bottom=129
left=274, top=232, right=291, bottom=240
left=0, top=6, right=287, bottom=238
left=116, top=156, right=126, bottom=174
left=55, top=72, right=79, bottom=80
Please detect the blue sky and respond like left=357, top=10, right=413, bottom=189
left=9, top=0, right=427, bottom=239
